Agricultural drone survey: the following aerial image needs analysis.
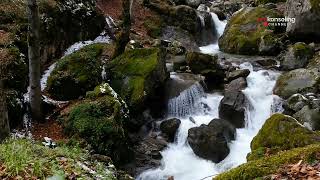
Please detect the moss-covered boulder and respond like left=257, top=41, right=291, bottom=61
left=106, top=48, right=168, bottom=114
left=215, top=143, right=320, bottom=180
left=273, top=68, right=320, bottom=99
left=251, top=114, right=320, bottom=155
left=255, top=0, right=286, bottom=5
left=280, top=42, right=314, bottom=70
left=47, top=43, right=106, bottom=100
left=64, top=83, right=133, bottom=165
left=285, top=0, right=320, bottom=41
left=186, top=51, right=225, bottom=89
left=218, top=7, right=285, bottom=55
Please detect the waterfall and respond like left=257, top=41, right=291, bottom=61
left=167, top=82, right=205, bottom=118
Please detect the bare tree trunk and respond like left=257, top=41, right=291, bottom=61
left=112, top=0, right=132, bottom=58
left=0, top=80, right=10, bottom=142
left=27, top=0, right=42, bottom=121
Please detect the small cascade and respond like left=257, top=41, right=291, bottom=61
left=167, top=82, right=205, bottom=118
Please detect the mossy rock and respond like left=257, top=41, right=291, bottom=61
left=0, top=47, right=27, bottom=92
left=106, top=48, right=168, bottom=114
left=280, top=42, right=314, bottom=70
left=307, top=52, right=320, bottom=70
left=47, top=43, right=106, bottom=100
left=273, top=68, right=320, bottom=99
left=251, top=114, right=320, bottom=154
left=255, top=0, right=286, bottom=5
left=64, top=83, right=133, bottom=165
left=218, top=7, right=284, bottom=55
left=215, top=143, right=320, bottom=180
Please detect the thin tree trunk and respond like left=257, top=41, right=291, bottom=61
left=27, top=0, right=42, bottom=121
left=0, top=80, right=10, bottom=142
left=112, top=0, right=132, bottom=58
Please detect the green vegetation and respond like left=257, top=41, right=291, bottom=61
left=215, top=143, right=320, bottom=180
left=47, top=43, right=106, bottom=100
left=64, top=83, right=133, bottom=165
left=0, top=138, right=116, bottom=179
left=292, top=42, right=314, bottom=59
left=255, top=0, right=286, bottom=5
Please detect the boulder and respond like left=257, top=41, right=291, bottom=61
left=284, top=94, right=309, bottom=112
left=106, top=48, right=168, bottom=115
left=219, top=7, right=285, bottom=55
left=280, top=42, right=314, bottom=70
left=273, top=68, right=320, bottom=99
left=226, top=69, right=250, bottom=82
left=185, top=0, right=202, bottom=8
left=160, top=118, right=181, bottom=142
left=251, top=114, right=320, bottom=153
left=219, top=77, right=247, bottom=128
left=64, top=83, right=133, bottom=165
left=46, top=43, right=106, bottom=100
left=285, top=0, right=320, bottom=41
left=187, top=119, right=236, bottom=163
left=293, top=106, right=320, bottom=131
left=307, top=52, right=320, bottom=70
left=186, top=51, right=225, bottom=89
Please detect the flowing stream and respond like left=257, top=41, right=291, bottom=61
left=137, top=12, right=282, bottom=180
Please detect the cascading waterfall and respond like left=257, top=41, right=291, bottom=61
left=167, top=82, right=205, bottom=118
left=138, top=12, right=283, bottom=180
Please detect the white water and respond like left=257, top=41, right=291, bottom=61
left=138, top=11, right=282, bottom=179
left=199, top=13, right=227, bottom=55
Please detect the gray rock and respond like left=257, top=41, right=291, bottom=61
left=226, top=69, right=250, bottom=82
left=294, top=106, right=320, bottom=130
left=187, top=119, right=236, bottom=163
left=160, top=118, right=181, bottom=142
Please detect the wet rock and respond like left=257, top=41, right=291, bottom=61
left=256, top=59, right=278, bottom=68
left=133, top=136, right=168, bottom=174
left=273, top=68, right=320, bottom=99
left=160, top=118, right=181, bottom=142
left=219, top=77, right=247, bottom=128
left=186, top=51, right=225, bottom=89
left=307, top=52, right=320, bottom=70
left=284, top=94, right=309, bottom=112
left=187, top=119, right=236, bottom=163
left=280, top=42, right=314, bottom=70
left=285, top=0, right=320, bottom=41
left=185, top=0, right=202, bottom=8
left=293, top=106, right=320, bottom=131
left=226, top=69, right=250, bottom=82
left=219, top=7, right=285, bottom=55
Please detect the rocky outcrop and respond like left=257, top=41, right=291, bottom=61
left=64, top=83, right=133, bottom=165
left=273, top=68, right=320, bottom=99
left=106, top=48, right=168, bottom=117
left=280, top=42, right=314, bottom=70
left=293, top=105, right=320, bottom=131
left=285, top=0, right=320, bottom=41
left=249, top=113, right=320, bottom=161
left=160, top=118, right=181, bottom=142
left=219, top=7, right=285, bottom=55
left=307, top=52, right=320, bottom=70
left=226, top=69, right=250, bottom=82
left=46, top=43, right=106, bottom=100
left=219, top=77, right=247, bottom=128
left=187, top=119, right=236, bottom=163
left=186, top=51, right=225, bottom=89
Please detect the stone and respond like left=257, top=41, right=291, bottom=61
left=160, top=118, right=181, bottom=142
left=187, top=119, right=236, bottom=163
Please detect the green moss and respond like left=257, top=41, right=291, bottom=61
left=219, top=7, right=283, bottom=55
left=310, top=0, right=320, bottom=11
left=251, top=114, right=320, bottom=153
left=255, top=0, right=286, bottom=5
left=0, top=138, right=116, bottom=179
left=47, top=43, right=106, bottom=100
left=215, top=143, right=320, bottom=180
left=65, top=84, right=133, bottom=165
left=107, top=48, right=164, bottom=111
left=292, top=42, right=314, bottom=59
